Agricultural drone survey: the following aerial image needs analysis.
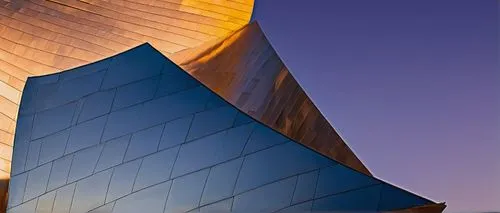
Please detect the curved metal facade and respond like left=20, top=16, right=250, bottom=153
left=0, top=0, right=377, bottom=207
left=0, top=0, right=254, bottom=207
left=171, top=22, right=371, bottom=176
left=8, top=44, right=440, bottom=213
left=0, top=1, right=445, bottom=212
left=0, top=0, right=254, bottom=176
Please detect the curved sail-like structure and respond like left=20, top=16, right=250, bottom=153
left=8, top=43, right=444, bottom=213
left=0, top=0, right=445, bottom=212
left=170, top=22, right=371, bottom=175
left=0, top=0, right=375, bottom=206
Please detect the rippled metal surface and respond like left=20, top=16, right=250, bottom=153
left=171, top=22, right=371, bottom=177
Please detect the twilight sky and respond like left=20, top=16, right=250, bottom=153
left=252, top=1, right=499, bottom=212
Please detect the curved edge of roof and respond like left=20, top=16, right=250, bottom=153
left=169, top=20, right=372, bottom=176
left=169, top=20, right=446, bottom=207
left=253, top=20, right=372, bottom=175
left=23, top=41, right=444, bottom=211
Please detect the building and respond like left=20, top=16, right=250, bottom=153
left=0, top=0, right=445, bottom=213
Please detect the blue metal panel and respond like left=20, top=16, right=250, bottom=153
left=9, top=44, right=435, bottom=213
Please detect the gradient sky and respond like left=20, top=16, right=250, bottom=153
left=252, top=1, right=499, bottom=212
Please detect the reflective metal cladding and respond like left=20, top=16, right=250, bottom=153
left=1, top=0, right=445, bottom=212
left=171, top=22, right=371, bottom=176
left=0, top=0, right=254, bottom=180
left=8, top=44, right=443, bottom=213
left=0, top=0, right=254, bottom=207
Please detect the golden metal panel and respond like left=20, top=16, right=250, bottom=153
left=170, top=22, right=372, bottom=176
left=0, top=96, right=17, bottom=120
left=0, top=144, right=11, bottom=165
left=0, top=130, right=13, bottom=146
left=0, top=81, right=20, bottom=104
left=0, top=113, right=15, bottom=134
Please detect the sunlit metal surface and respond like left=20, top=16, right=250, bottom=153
left=0, top=0, right=254, bottom=207
left=171, top=22, right=371, bottom=176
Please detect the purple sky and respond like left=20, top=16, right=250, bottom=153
left=252, top=1, right=499, bottom=212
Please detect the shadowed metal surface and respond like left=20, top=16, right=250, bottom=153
left=171, top=22, right=371, bottom=176
left=7, top=43, right=441, bottom=213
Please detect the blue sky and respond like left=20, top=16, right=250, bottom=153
left=252, top=1, right=499, bottom=212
